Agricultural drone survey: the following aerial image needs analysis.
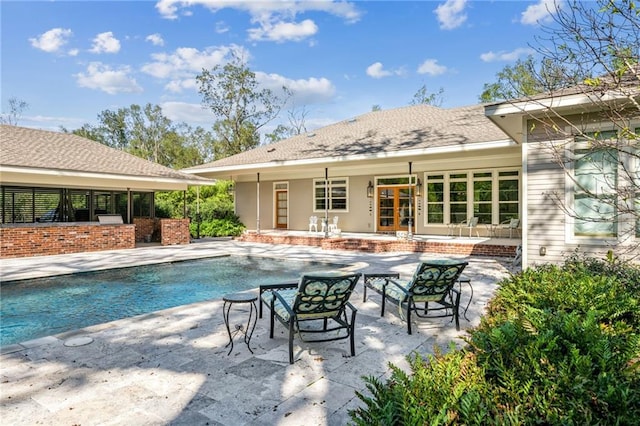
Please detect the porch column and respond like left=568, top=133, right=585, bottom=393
left=324, top=168, right=329, bottom=238
left=408, top=162, right=413, bottom=240
left=256, top=172, right=260, bottom=234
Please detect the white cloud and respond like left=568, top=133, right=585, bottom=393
left=480, top=47, right=535, bottom=62
left=90, top=32, right=121, bottom=54
left=146, top=33, right=165, bottom=46
left=366, top=62, right=392, bottom=79
left=155, top=0, right=360, bottom=42
left=74, top=62, right=142, bottom=94
left=141, top=45, right=240, bottom=84
left=160, top=101, right=213, bottom=125
left=156, top=0, right=362, bottom=22
left=248, top=19, right=318, bottom=42
left=521, top=0, right=561, bottom=25
left=434, top=0, right=467, bottom=30
left=417, top=59, right=447, bottom=76
left=256, top=72, right=336, bottom=105
left=215, top=21, right=230, bottom=34
left=29, top=28, right=73, bottom=53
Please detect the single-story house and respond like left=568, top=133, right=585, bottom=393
left=183, top=79, right=639, bottom=268
left=0, top=124, right=212, bottom=257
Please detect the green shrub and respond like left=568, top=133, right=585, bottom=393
left=349, top=258, right=640, bottom=425
left=190, top=217, right=245, bottom=238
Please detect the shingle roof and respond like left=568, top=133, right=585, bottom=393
left=0, top=125, right=210, bottom=184
left=183, top=103, right=510, bottom=171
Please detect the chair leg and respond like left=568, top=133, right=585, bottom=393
left=406, top=301, right=412, bottom=335
left=269, top=309, right=275, bottom=338
left=349, top=310, right=356, bottom=357
left=288, top=320, right=295, bottom=364
left=362, top=285, right=367, bottom=302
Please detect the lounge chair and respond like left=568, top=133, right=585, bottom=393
left=259, top=272, right=362, bottom=364
left=363, top=260, right=468, bottom=334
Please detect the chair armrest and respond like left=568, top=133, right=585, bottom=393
left=259, top=282, right=297, bottom=318
left=386, top=278, right=411, bottom=296
left=272, top=289, right=296, bottom=317
left=345, top=301, right=358, bottom=313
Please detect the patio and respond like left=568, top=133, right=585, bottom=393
left=0, top=239, right=514, bottom=425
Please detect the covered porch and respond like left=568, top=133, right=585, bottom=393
left=236, top=229, right=520, bottom=258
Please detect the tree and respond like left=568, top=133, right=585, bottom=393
left=264, top=101, right=309, bottom=143
left=410, top=84, right=444, bottom=107
left=487, top=0, right=639, bottom=255
left=0, top=97, right=29, bottom=125
left=66, top=104, right=215, bottom=168
left=479, top=56, right=584, bottom=103
left=197, top=54, right=288, bottom=158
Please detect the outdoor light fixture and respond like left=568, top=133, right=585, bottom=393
left=366, top=181, right=374, bottom=198
left=227, top=179, right=235, bottom=194
left=415, top=178, right=423, bottom=197
left=539, top=246, right=547, bottom=256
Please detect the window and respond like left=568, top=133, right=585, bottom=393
left=426, top=175, right=444, bottom=224
left=498, top=171, right=519, bottom=223
left=473, top=172, right=492, bottom=224
left=449, top=173, right=467, bottom=223
left=314, top=178, right=348, bottom=212
left=573, top=131, right=618, bottom=238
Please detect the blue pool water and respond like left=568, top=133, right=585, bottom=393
left=0, top=256, right=343, bottom=346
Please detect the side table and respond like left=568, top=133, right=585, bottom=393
left=223, top=292, right=258, bottom=355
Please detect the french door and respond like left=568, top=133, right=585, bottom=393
left=275, top=190, right=288, bottom=229
left=377, top=186, right=414, bottom=232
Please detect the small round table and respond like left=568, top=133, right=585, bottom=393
left=222, top=292, right=258, bottom=355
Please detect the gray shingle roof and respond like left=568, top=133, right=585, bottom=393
left=1, top=125, right=210, bottom=184
left=183, top=103, right=510, bottom=171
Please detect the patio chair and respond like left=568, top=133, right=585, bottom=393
left=260, top=272, right=362, bottom=364
left=308, top=215, right=318, bottom=232
left=455, top=217, right=479, bottom=237
left=363, top=260, right=468, bottom=334
left=497, top=218, right=520, bottom=238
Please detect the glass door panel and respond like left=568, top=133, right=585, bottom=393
left=377, top=187, right=413, bottom=232
left=275, top=190, right=287, bottom=228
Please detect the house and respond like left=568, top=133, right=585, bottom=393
left=183, top=77, right=639, bottom=268
left=0, top=125, right=212, bottom=257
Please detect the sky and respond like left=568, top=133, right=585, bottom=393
left=1, top=0, right=563, bottom=135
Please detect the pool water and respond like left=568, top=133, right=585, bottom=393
left=0, top=256, right=343, bottom=346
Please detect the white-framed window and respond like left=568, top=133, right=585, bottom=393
left=571, top=130, right=619, bottom=238
left=498, top=171, right=520, bottom=223
left=314, top=178, right=348, bottom=212
left=449, top=173, right=468, bottom=223
left=425, top=174, right=444, bottom=224
left=473, top=172, right=492, bottom=225
left=424, top=169, right=520, bottom=225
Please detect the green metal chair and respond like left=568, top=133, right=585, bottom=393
left=260, top=272, right=362, bottom=364
left=363, top=260, right=468, bottom=334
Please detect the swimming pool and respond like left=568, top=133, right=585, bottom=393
left=0, top=256, right=344, bottom=346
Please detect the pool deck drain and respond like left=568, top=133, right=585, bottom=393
left=63, top=336, right=94, bottom=347
left=0, top=239, right=515, bottom=425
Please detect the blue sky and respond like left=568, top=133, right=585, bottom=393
left=2, top=0, right=561, bottom=135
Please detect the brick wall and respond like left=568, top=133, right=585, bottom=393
left=160, top=219, right=190, bottom=245
left=133, top=217, right=157, bottom=242
left=238, top=233, right=517, bottom=258
left=0, top=224, right=136, bottom=258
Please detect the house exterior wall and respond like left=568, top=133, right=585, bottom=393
left=232, top=147, right=523, bottom=236
left=524, top=113, right=639, bottom=267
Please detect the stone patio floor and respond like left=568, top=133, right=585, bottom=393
left=0, top=239, right=515, bottom=425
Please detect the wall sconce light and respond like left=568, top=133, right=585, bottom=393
left=415, top=178, right=423, bottom=197
left=227, top=179, right=235, bottom=195
left=366, top=181, right=374, bottom=198
left=539, top=246, right=547, bottom=256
